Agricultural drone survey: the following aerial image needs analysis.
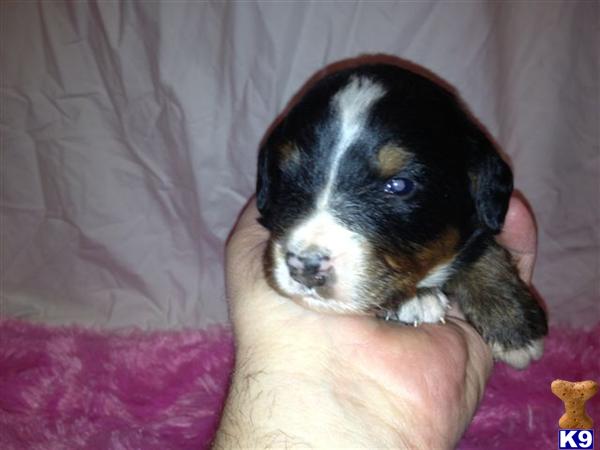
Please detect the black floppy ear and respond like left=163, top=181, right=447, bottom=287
left=467, top=129, right=513, bottom=234
left=256, top=143, right=271, bottom=216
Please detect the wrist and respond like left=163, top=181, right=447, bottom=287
left=214, top=339, right=450, bottom=449
left=213, top=344, right=323, bottom=448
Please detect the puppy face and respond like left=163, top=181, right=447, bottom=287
left=257, top=64, right=512, bottom=315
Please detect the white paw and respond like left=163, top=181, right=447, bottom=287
left=395, top=289, right=450, bottom=326
left=491, top=338, right=545, bottom=369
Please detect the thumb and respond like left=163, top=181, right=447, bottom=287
left=496, top=193, right=537, bottom=284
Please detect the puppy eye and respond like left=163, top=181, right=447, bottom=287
left=384, top=177, right=414, bottom=196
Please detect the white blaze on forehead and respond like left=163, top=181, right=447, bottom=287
left=271, top=76, right=385, bottom=312
left=317, top=76, right=386, bottom=209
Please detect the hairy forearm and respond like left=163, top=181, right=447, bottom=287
left=213, top=360, right=339, bottom=448
left=212, top=344, right=448, bottom=449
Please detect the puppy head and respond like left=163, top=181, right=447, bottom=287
left=257, top=64, right=512, bottom=314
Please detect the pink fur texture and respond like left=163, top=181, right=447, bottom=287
left=0, top=320, right=233, bottom=450
left=1, top=319, right=598, bottom=449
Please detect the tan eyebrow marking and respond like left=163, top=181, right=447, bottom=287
left=377, top=144, right=410, bottom=177
left=279, top=141, right=301, bottom=167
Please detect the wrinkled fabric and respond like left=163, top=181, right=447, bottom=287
left=1, top=1, right=598, bottom=328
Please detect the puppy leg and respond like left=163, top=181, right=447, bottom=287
left=384, top=288, right=451, bottom=326
left=447, top=239, right=548, bottom=369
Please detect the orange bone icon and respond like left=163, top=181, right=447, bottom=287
left=551, top=379, right=598, bottom=429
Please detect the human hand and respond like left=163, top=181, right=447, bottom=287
left=215, top=194, right=537, bottom=449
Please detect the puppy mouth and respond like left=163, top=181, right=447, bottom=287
left=266, top=236, right=377, bottom=314
left=285, top=251, right=334, bottom=288
left=270, top=240, right=337, bottom=299
left=271, top=245, right=426, bottom=321
left=263, top=207, right=449, bottom=315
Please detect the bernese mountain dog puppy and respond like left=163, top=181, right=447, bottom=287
left=256, top=63, right=547, bottom=369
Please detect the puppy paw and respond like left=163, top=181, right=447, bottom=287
left=393, top=288, right=450, bottom=326
left=490, top=338, right=544, bottom=369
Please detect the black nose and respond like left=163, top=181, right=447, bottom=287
left=286, top=251, right=331, bottom=288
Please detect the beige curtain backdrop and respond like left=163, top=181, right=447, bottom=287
left=1, top=1, right=598, bottom=328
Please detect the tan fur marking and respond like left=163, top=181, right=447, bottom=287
left=279, top=141, right=300, bottom=167
left=380, top=228, right=460, bottom=296
left=377, top=145, right=410, bottom=177
left=414, top=228, right=460, bottom=268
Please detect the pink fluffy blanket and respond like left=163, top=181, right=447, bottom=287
left=1, top=320, right=598, bottom=449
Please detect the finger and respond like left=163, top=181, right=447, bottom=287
left=496, top=193, right=537, bottom=283
left=228, top=197, right=265, bottom=242
left=225, top=197, right=270, bottom=299
left=227, top=198, right=269, bottom=262
left=447, top=316, right=494, bottom=408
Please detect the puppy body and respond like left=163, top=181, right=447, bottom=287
left=257, top=64, right=547, bottom=369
